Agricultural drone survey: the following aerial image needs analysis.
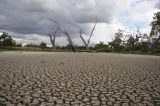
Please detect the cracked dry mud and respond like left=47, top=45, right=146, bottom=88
left=0, top=52, right=160, bottom=106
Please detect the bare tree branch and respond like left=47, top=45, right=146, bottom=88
left=49, top=18, right=76, bottom=51
left=79, top=30, right=87, bottom=46
left=79, top=19, right=98, bottom=51
left=87, top=20, right=98, bottom=45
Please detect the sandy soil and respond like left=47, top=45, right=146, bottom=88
left=0, top=52, right=160, bottom=106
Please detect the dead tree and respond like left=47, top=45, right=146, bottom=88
left=79, top=20, right=98, bottom=52
left=58, top=27, right=76, bottom=52
left=49, top=31, right=56, bottom=51
left=49, top=19, right=76, bottom=52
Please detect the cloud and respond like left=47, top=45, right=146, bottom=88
left=155, top=0, right=160, bottom=9
left=0, top=0, right=159, bottom=46
left=0, top=0, right=124, bottom=36
left=116, top=0, right=160, bottom=37
left=0, top=0, right=53, bottom=35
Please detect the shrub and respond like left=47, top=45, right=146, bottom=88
left=96, top=48, right=112, bottom=52
left=152, top=49, right=160, bottom=53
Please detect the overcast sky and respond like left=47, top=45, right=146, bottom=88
left=0, top=0, right=160, bottom=46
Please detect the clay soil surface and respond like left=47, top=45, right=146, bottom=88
left=0, top=52, right=160, bottom=106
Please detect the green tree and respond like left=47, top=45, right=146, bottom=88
left=109, top=30, right=123, bottom=51
left=95, top=41, right=108, bottom=49
left=25, top=44, right=38, bottom=47
left=0, top=32, right=16, bottom=46
left=39, top=42, right=47, bottom=48
left=123, top=27, right=142, bottom=52
left=150, top=12, right=160, bottom=51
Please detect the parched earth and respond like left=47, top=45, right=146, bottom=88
left=0, top=52, right=160, bottom=106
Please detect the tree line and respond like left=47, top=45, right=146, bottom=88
left=0, top=12, right=160, bottom=53
left=48, top=12, right=160, bottom=53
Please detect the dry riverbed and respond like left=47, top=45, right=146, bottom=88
left=0, top=52, right=160, bottom=106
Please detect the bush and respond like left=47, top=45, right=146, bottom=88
left=16, top=44, right=22, bottom=47
left=95, top=41, right=108, bottom=49
left=152, top=49, right=160, bottom=53
left=39, top=42, right=47, bottom=48
left=25, top=44, right=39, bottom=48
left=96, top=48, right=112, bottom=52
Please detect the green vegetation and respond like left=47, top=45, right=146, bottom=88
left=0, top=32, right=16, bottom=46
left=0, top=12, right=160, bottom=55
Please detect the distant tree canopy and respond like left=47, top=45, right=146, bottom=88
left=95, top=41, right=108, bottom=49
left=39, top=42, right=47, bottom=48
left=108, top=30, right=123, bottom=52
left=0, top=32, right=16, bottom=46
left=24, top=42, right=47, bottom=48
left=0, top=12, right=160, bottom=53
left=24, top=44, right=38, bottom=47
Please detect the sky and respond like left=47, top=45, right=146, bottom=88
left=0, top=0, right=160, bottom=46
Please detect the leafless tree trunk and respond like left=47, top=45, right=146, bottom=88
left=79, top=20, right=98, bottom=52
left=49, top=19, right=76, bottom=52
left=58, top=27, right=76, bottom=52
left=79, top=30, right=88, bottom=49
left=49, top=31, right=56, bottom=51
